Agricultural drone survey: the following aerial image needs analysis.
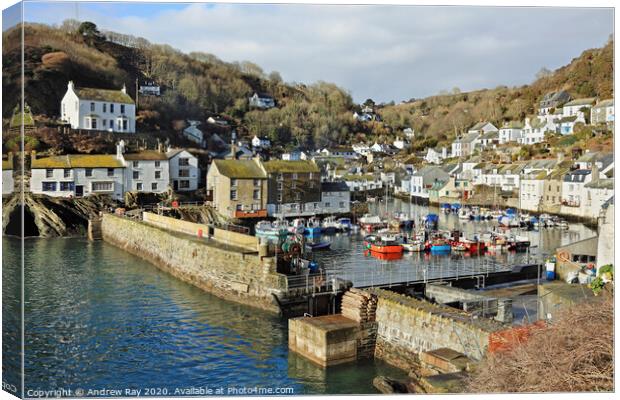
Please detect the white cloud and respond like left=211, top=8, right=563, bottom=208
left=22, top=3, right=613, bottom=103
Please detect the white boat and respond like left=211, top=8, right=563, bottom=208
left=255, top=220, right=289, bottom=239
left=458, top=209, right=471, bottom=220
left=305, top=218, right=322, bottom=236
left=321, top=216, right=340, bottom=233
left=402, top=241, right=425, bottom=252
left=288, top=218, right=306, bottom=234
left=359, top=214, right=382, bottom=224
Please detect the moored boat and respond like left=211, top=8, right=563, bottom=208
left=255, top=220, right=289, bottom=240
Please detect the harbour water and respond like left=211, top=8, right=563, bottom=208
left=3, top=237, right=406, bottom=395
left=2, top=200, right=596, bottom=395
left=313, top=200, right=596, bottom=287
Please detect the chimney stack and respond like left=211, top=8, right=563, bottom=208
left=591, top=162, right=599, bottom=182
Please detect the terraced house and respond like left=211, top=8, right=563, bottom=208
left=31, top=153, right=125, bottom=200
left=206, top=159, right=268, bottom=219
left=263, top=160, right=321, bottom=217
left=61, top=81, right=136, bottom=133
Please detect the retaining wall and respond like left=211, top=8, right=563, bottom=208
left=102, top=213, right=286, bottom=313
left=369, top=289, right=506, bottom=371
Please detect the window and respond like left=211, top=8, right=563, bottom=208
left=63, top=169, right=71, bottom=178
left=179, top=158, right=190, bottom=166
left=155, top=161, right=160, bottom=168
left=122, top=120, right=128, bottom=130
left=110, top=104, right=114, bottom=113
left=292, top=173, right=298, bottom=179
left=295, top=192, right=301, bottom=201
left=325, top=202, right=331, bottom=208
left=133, top=161, right=139, bottom=168
left=277, top=182, right=283, bottom=191
left=133, top=171, right=139, bottom=179
left=46, top=169, right=54, bottom=178
left=277, top=193, right=282, bottom=202
left=42, top=182, right=57, bottom=192
left=253, top=189, right=260, bottom=200
left=60, top=182, right=73, bottom=191
left=103, top=104, right=107, bottom=113
left=155, top=171, right=161, bottom=179
left=236, top=204, right=243, bottom=211
left=231, top=179, right=237, bottom=187
left=91, top=118, right=97, bottom=129
left=92, top=182, right=113, bottom=192
left=180, top=180, right=190, bottom=189
left=253, top=179, right=260, bottom=187
left=90, top=102, right=95, bottom=112
left=120, top=104, right=125, bottom=114
left=277, top=173, right=283, bottom=181
left=178, top=169, right=189, bottom=177
left=102, top=119, right=106, bottom=128
left=152, top=183, right=158, bottom=191
left=291, top=182, right=296, bottom=189
left=85, top=168, right=93, bottom=177
left=136, top=183, right=143, bottom=191
left=107, top=168, right=114, bottom=177
left=230, top=190, right=238, bottom=200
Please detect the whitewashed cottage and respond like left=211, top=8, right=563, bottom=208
left=167, top=149, right=200, bottom=191
left=61, top=81, right=136, bottom=133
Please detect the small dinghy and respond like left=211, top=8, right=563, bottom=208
left=305, top=242, right=331, bottom=251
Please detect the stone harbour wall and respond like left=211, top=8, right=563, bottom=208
left=369, top=289, right=506, bottom=371
left=101, top=213, right=286, bottom=313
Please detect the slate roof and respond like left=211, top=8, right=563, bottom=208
left=31, top=154, right=124, bottom=169
left=321, top=181, right=349, bottom=192
left=212, top=159, right=266, bottom=179
left=563, top=169, right=591, bottom=182
left=74, top=87, right=134, bottom=104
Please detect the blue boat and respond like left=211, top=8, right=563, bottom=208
left=304, top=218, right=322, bottom=236
left=430, top=243, right=451, bottom=254
left=305, top=242, right=331, bottom=251
left=451, top=203, right=462, bottom=210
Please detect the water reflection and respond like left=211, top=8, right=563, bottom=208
left=311, top=200, right=596, bottom=287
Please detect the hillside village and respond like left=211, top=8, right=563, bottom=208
left=1, top=22, right=615, bottom=225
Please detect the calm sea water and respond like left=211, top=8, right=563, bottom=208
left=2, top=201, right=594, bottom=395
left=313, top=200, right=596, bottom=287
left=3, top=236, right=406, bottom=396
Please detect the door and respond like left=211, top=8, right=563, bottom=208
left=75, top=185, right=84, bottom=197
left=173, top=180, right=179, bottom=191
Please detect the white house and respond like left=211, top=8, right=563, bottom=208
left=207, top=116, right=229, bottom=126
left=582, top=179, right=614, bottom=220
left=61, top=81, right=136, bottom=133
left=320, top=181, right=351, bottom=214
left=249, top=92, right=275, bottom=109
left=477, top=131, right=500, bottom=149
left=538, top=91, right=571, bottom=116
left=183, top=120, right=204, bottom=146
left=2, top=155, right=14, bottom=196
left=499, top=121, right=523, bottom=144
left=117, top=142, right=170, bottom=193
left=519, top=117, right=556, bottom=144
left=451, top=133, right=479, bottom=158
left=468, top=121, right=498, bottom=135
left=138, top=81, right=161, bottom=96
left=370, top=142, right=384, bottom=153
left=558, top=113, right=586, bottom=135
left=562, top=98, right=596, bottom=117
left=519, top=171, right=547, bottom=212
left=282, top=150, right=309, bottom=161
left=321, top=147, right=357, bottom=159
left=409, top=166, right=450, bottom=203
left=392, top=138, right=410, bottom=150
left=252, top=135, right=271, bottom=149
left=352, top=143, right=371, bottom=156
left=591, top=99, right=614, bottom=127
left=424, top=147, right=448, bottom=164
left=31, top=153, right=125, bottom=200
left=167, top=149, right=200, bottom=192
left=561, top=169, right=592, bottom=208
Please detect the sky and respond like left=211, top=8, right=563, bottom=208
left=4, top=1, right=615, bottom=103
